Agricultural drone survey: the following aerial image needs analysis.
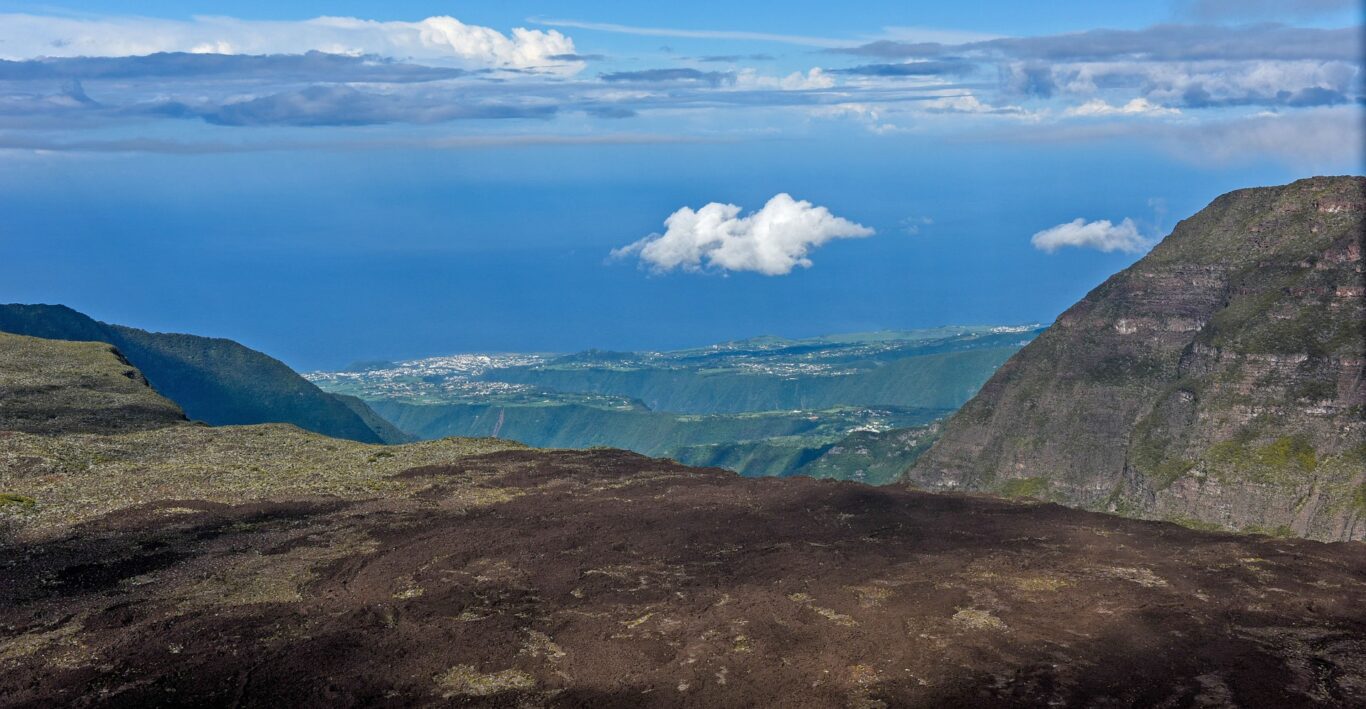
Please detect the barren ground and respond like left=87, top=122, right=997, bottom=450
left=3, top=448, right=1364, bottom=707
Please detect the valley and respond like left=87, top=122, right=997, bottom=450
left=305, top=326, right=1037, bottom=479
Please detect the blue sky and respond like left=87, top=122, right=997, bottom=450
left=0, top=1, right=1361, bottom=368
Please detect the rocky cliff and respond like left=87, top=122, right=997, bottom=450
left=905, top=176, right=1365, bottom=541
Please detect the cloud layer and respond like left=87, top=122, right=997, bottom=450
left=833, top=24, right=1362, bottom=109
left=1031, top=218, right=1150, bottom=253
left=0, top=10, right=1357, bottom=171
left=0, top=14, right=579, bottom=72
left=613, top=194, right=874, bottom=275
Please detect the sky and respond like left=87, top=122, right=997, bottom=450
left=0, top=1, right=1361, bottom=369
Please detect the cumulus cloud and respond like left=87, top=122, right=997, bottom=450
left=612, top=194, right=874, bottom=275
left=0, top=14, right=580, bottom=72
left=1031, top=218, right=1151, bottom=253
left=734, top=68, right=835, bottom=90
left=921, top=93, right=1030, bottom=115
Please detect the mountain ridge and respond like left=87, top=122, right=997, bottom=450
left=0, top=303, right=403, bottom=444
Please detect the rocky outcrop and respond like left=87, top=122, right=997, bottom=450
left=905, top=176, right=1365, bottom=541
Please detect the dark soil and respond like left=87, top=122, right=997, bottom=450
left=2, top=449, right=1364, bottom=707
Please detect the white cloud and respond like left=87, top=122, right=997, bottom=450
left=811, top=103, right=903, bottom=133
left=735, top=68, right=835, bottom=90
left=900, top=216, right=933, bottom=235
left=0, top=14, right=580, bottom=72
left=1031, top=218, right=1151, bottom=253
left=612, top=194, right=874, bottom=275
left=920, top=93, right=1033, bottom=116
left=1050, top=59, right=1359, bottom=108
left=1063, top=98, right=1181, bottom=117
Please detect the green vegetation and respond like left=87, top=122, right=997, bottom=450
left=315, top=326, right=1035, bottom=482
left=1242, top=524, right=1296, bottom=538
left=373, top=399, right=945, bottom=468
left=1163, top=516, right=1228, bottom=533
left=0, top=493, right=36, bottom=509
left=669, top=424, right=939, bottom=483
left=0, top=304, right=400, bottom=444
left=437, top=666, right=536, bottom=698
left=0, top=424, right=521, bottom=535
left=671, top=437, right=832, bottom=477
left=798, top=426, right=941, bottom=485
left=998, top=477, right=1048, bottom=499
left=0, top=332, right=521, bottom=535
left=1205, top=435, right=1318, bottom=484
left=484, top=344, right=1024, bottom=415
left=1150, top=459, right=1196, bottom=488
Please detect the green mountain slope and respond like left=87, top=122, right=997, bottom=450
left=0, top=304, right=400, bottom=444
left=670, top=423, right=940, bottom=484
left=906, top=176, right=1366, bottom=541
left=370, top=399, right=946, bottom=460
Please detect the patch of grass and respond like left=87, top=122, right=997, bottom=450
left=1242, top=524, right=1295, bottom=538
left=952, top=608, right=1007, bottom=631
left=998, top=477, right=1048, bottom=499
left=1098, top=566, right=1168, bottom=588
left=436, top=665, right=536, bottom=698
left=1351, top=482, right=1366, bottom=515
left=1011, top=575, right=1073, bottom=592
left=1165, top=516, right=1227, bottom=533
left=1204, top=434, right=1318, bottom=485
left=0, top=493, right=36, bottom=509
left=813, top=606, right=858, bottom=627
left=1150, top=458, right=1196, bottom=488
left=0, top=424, right=522, bottom=537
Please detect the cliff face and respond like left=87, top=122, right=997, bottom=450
left=905, top=176, right=1365, bottom=541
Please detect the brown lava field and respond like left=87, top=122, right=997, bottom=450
left=2, top=448, right=1364, bottom=707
